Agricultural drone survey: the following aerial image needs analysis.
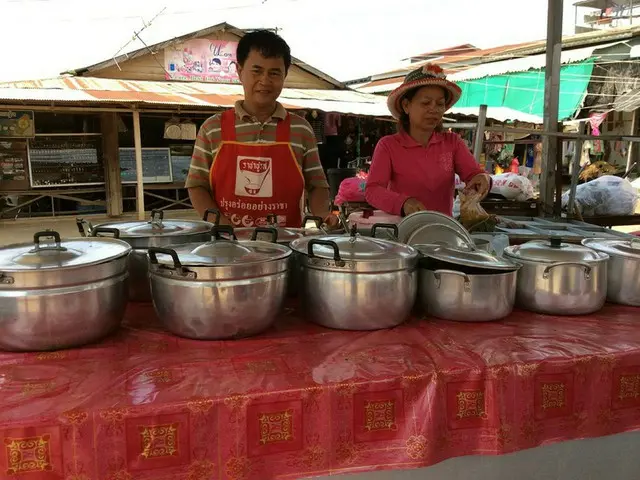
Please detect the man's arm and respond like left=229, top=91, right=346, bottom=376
left=185, top=115, right=230, bottom=224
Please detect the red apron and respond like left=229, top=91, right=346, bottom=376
left=210, top=109, right=305, bottom=227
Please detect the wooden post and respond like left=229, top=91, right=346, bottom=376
left=626, top=108, right=639, bottom=174
left=540, top=0, right=564, bottom=217
left=567, top=121, right=586, bottom=217
left=473, top=104, right=488, bottom=164
left=132, top=109, right=145, bottom=220
left=100, top=112, right=123, bottom=217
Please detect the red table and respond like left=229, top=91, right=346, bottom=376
left=1, top=303, right=640, bottom=480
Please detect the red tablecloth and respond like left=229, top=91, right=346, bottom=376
left=1, top=303, right=640, bottom=480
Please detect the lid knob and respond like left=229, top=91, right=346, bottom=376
left=549, top=237, right=563, bottom=249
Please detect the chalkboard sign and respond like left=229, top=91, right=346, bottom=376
left=29, top=135, right=104, bottom=187
left=120, top=148, right=172, bottom=184
left=0, top=139, right=30, bottom=190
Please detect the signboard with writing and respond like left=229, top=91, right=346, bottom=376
left=120, top=148, right=172, bottom=184
left=0, top=111, right=35, bottom=138
left=164, top=39, right=240, bottom=83
left=29, top=136, right=103, bottom=187
left=0, top=139, right=30, bottom=190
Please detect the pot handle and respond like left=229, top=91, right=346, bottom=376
left=308, top=239, right=343, bottom=263
left=543, top=261, right=592, bottom=280
left=302, top=215, right=324, bottom=229
left=203, top=208, right=221, bottom=225
left=251, top=226, right=279, bottom=243
left=90, top=227, right=121, bottom=239
left=148, top=247, right=183, bottom=270
left=76, top=218, right=89, bottom=237
left=150, top=209, right=164, bottom=226
left=31, top=231, right=67, bottom=252
left=433, top=269, right=471, bottom=291
left=371, top=223, right=399, bottom=240
left=211, top=224, right=237, bottom=240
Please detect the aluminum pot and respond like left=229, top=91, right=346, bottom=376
left=0, top=230, right=131, bottom=351
left=147, top=225, right=291, bottom=340
left=290, top=224, right=419, bottom=331
left=235, top=214, right=333, bottom=296
left=79, top=209, right=213, bottom=302
left=582, top=238, right=640, bottom=306
left=416, top=244, right=520, bottom=322
left=503, top=237, right=609, bottom=315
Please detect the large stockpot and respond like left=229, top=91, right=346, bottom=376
left=0, top=230, right=131, bottom=351
left=503, top=238, right=609, bottom=315
left=147, top=225, right=291, bottom=340
left=582, top=238, right=640, bottom=306
left=79, top=209, right=213, bottom=302
left=290, top=224, right=419, bottom=331
left=416, top=244, right=520, bottom=322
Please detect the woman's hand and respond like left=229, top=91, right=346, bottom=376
left=402, top=197, right=426, bottom=216
left=464, top=173, right=491, bottom=199
left=323, top=213, right=341, bottom=231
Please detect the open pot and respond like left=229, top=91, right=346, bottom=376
left=147, top=225, right=291, bottom=340
left=0, top=230, right=131, bottom=351
left=582, top=238, right=640, bottom=306
left=290, top=224, right=419, bottom=331
left=78, top=209, right=213, bottom=302
left=417, top=244, right=520, bottom=322
left=504, top=237, right=608, bottom=315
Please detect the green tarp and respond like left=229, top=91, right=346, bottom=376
left=455, top=59, right=594, bottom=121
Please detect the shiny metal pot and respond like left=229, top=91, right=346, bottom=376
left=504, top=238, right=609, bottom=315
left=290, top=224, right=419, bottom=331
left=147, top=225, right=291, bottom=340
left=0, top=230, right=131, bottom=351
left=79, top=209, right=213, bottom=302
left=582, top=238, right=640, bottom=306
left=416, top=244, right=519, bottom=322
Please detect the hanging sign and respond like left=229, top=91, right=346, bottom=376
left=164, top=39, right=240, bottom=83
left=0, top=110, right=35, bottom=138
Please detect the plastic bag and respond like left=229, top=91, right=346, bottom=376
left=459, top=190, right=496, bottom=231
left=454, top=174, right=465, bottom=191
left=561, top=175, right=639, bottom=216
left=490, top=173, right=534, bottom=201
left=334, top=173, right=367, bottom=206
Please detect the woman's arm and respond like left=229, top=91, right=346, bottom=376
left=365, top=139, right=409, bottom=216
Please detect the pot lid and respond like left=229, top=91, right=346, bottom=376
left=290, top=233, right=417, bottom=262
left=582, top=238, right=640, bottom=259
left=417, top=244, right=518, bottom=271
left=234, top=226, right=303, bottom=243
left=94, top=210, right=211, bottom=238
left=504, top=237, right=603, bottom=262
left=0, top=231, right=131, bottom=272
left=152, top=226, right=291, bottom=267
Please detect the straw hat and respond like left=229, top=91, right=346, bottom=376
left=387, top=63, right=462, bottom=119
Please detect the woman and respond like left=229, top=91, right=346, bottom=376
left=365, top=64, right=491, bottom=217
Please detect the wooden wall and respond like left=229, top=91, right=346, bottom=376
left=90, top=31, right=334, bottom=89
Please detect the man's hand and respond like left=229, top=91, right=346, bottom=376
left=464, top=173, right=491, bottom=199
left=323, top=213, right=340, bottom=231
left=402, top=197, right=426, bottom=216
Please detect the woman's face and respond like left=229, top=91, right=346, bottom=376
left=402, top=86, right=447, bottom=131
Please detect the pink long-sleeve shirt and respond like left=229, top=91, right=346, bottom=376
left=365, top=131, right=485, bottom=216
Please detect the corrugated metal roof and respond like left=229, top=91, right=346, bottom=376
left=0, top=76, right=390, bottom=116
left=613, top=87, right=640, bottom=112
left=450, top=41, right=624, bottom=81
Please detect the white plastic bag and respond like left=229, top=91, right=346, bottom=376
left=490, top=173, right=534, bottom=201
left=561, top=175, right=639, bottom=216
left=454, top=174, right=465, bottom=191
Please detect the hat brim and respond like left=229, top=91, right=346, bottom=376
left=387, top=78, right=462, bottom=119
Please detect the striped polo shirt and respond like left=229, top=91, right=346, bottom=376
left=185, top=101, right=329, bottom=191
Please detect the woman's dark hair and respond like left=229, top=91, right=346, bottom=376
left=236, top=30, right=292, bottom=73
left=397, top=86, right=448, bottom=133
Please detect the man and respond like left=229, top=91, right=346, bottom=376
left=186, top=30, right=335, bottom=228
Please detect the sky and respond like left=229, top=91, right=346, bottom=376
left=1, top=0, right=579, bottom=83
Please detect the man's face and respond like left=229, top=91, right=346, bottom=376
left=238, top=49, right=286, bottom=110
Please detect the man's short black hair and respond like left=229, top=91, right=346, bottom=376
left=236, top=30, right=292, bottom=73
